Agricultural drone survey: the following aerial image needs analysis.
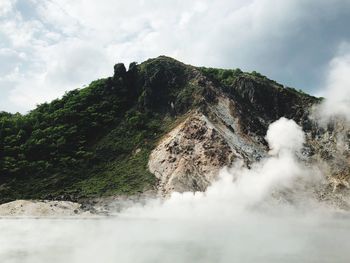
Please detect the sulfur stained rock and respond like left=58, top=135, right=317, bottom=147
left=149, top=113, right=235, bottom=196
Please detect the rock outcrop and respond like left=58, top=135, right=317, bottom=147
left=149, top=113, right=235, bottom=195
left=0, top=200, right=92, bottom=217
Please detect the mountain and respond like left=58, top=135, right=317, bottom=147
left=0, top=56, right=349, bottom=205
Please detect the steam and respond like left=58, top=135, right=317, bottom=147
left=1, top=118, right=347, bottom=263
left=310, top=51, right=350, bottom=175
left=265, top=117, right=305, bottom=155
left=120, top=117, right=320, bottom=220
left=315, top=52, right=350, bottom=123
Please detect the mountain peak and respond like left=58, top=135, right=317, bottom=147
left=0, top=56, right=347, bottom=207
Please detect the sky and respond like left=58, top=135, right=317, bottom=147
left=1, top=0, right=350, bottom=113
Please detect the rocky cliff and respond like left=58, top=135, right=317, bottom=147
left=145, top=59, right=349, bottom=202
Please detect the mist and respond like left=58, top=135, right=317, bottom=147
left=2, top=212, right=350, bottom=263
left=1, top=117, right=350, bottom=262
left=314, top=51, right=350, bottom=124
left=120, top=118, right=322, bottom=220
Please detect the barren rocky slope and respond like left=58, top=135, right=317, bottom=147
left=144, top=61, right=349, bottom=201
left=0, top=200, right=92, bottom=217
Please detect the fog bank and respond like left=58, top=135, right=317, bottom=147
left=0, top=118, right=348, bottom=263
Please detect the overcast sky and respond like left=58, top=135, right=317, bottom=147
left=1, top=0, right=350, bottom=113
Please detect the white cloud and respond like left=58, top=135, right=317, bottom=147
left=8, top=39, right=113, bottom=111
left=0, top=0, right=14, bottom=16
left=1, top=0, right=350, bottom=112
left=315, top=43, right=350, bottom=122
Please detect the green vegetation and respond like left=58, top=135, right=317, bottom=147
left=198, top=67, right=285, bottom=88
left=0, top=56, right=194, bottom=203
left=199, top=67, right=243, bottom=85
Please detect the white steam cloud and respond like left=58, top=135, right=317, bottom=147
left=265, top=117, right=305, bottom=155
left=316, top=51, right=350, bottom=123
left=120, top=117, right=318, bottom=220
left=0, top=118, right=347, bottom=263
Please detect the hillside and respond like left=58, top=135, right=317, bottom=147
left=0, top=56, right=348, bottom=205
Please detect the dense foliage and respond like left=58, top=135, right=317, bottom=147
left=199, top=67, right=243, bottom=85
left=1, top=79, right=123, bottom=177
left=0, top=57, right=192, bottom=202
left=199, top=67, right=284, bottom=87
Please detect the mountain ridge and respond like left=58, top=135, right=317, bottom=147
left=0, top=56, right=348, bottom=206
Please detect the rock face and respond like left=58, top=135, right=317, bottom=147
left=0, top=200, right=92, bottom=217
left=149, top=113, right=235, bottom=195
left=146, top=58, right=350, bottom=199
